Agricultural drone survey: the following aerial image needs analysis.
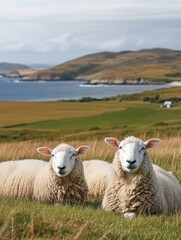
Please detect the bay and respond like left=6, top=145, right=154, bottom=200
left=0, top=76, right=170, bottom=101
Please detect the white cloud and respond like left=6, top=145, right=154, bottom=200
left=98, top=39, right=126, bottom=51
left=0, top=0, right=181, bottom=22
left=0, top=0, right=180, bottom=64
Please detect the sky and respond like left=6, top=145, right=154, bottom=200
left=0, top=0, right=181, bottom=65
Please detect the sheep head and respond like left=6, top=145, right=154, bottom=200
left=105, top=136, right=160, bottom=173
left=37, top=144, right=90, bottom=177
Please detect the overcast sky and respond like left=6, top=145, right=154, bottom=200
left=0, top=0, right=180, bottom=65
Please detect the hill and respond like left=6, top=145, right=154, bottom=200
left=0, top=62, right=30, bottom=74
left=22, top=48, right=181, bottom=83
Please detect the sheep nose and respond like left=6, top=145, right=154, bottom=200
left=126, top=160, right=136, bottom=165
left=57, top=166, right=66, bottom=170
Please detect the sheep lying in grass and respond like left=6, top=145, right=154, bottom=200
left=102, top=136, right=181, bottom=218
left=83, top=160, right=111, bottom=198
left=0, top=143, right=90, bottom=205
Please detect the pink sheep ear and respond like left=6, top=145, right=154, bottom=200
left=37, top=147, right=52, bottom=156
left=76, top=146, right=90, bottom=155
left=144, top=139, right=161, bottom=149
left=104, top=137, right=120, bottom=148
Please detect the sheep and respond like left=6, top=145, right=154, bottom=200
left=0, top=143, right=90, bottom=205
left=83, top=160, right=111, bottom=198
left=102, top=136, right=181, bottom=218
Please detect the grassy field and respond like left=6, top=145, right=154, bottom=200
left=0, top=196, right=180, bottom=240
left=0, top=101, right=124, bottom=127
left=0, top=137, right=180, bottom=239
left=0, top=87, right=181, bottom=239
left=0, top=87, right=181, bottom=142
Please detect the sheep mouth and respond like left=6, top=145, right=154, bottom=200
left=127, top=165, right=136, bottom=170
left=57, top=170, right=68, bottom=176
left=125, top=165, right=137, bottom=172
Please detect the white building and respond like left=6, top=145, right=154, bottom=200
left=163, top=101, right=172, bottom=108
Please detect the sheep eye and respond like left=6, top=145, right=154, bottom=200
left=51, top=154, right=55, bottom=157
left=119, top=146, right=124, bottom=152
left=140, top=147, right=145, bottom=152
left=71, top=153, right=76, bottom=158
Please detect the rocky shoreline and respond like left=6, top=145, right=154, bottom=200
left=1, top=73, right=168, bottom=85
left=87, top=78, right=165, bottom=85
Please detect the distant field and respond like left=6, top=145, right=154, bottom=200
left=0, top=87, right=180, bottom=142
left=0, top=101, right=124, bottom=127
left=118, top=86, right=181, bottom=101
left=9, top=105, right=180, bottom=130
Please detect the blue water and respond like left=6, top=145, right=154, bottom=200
left=0, top=76, right=170, bottom=101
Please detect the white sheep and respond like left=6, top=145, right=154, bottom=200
left=83, top=160, right=111, bottom=198
left=0, top=143, right=90, bottom=205
left=102, top=136, right=181, bottom=218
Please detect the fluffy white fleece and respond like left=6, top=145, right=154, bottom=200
left=0, top=144, right=88, bottom=205
left=102, top=136, right=181, bottom=216
left=83, top=160, right=111, bottom=198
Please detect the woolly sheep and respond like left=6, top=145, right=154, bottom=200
left=83, top=159, right=175, bottom=200
left=0, top=143, right=90, bottom=205
left=102, top=136, right=181, bottom=218
left=83, top=160, right=111, bottom=198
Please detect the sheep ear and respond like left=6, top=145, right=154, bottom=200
left=76, top=146, right=90, bottom=155
left=144, top=139, right=161, bottom=149
left=37, top=147, right=52, bottom=156
left=104, top=137, right=120, bottom=148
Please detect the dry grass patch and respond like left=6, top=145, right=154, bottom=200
left=0, top=136, right=180, bottom=181
left=0, top=101, right=124, bottom=127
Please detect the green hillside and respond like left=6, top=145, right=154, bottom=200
left=0, top=62, right=30, bottom=74
left=23, top=48, right=181, bottom=83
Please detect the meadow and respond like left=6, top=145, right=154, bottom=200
left=0, top=86, right=180, bottom=239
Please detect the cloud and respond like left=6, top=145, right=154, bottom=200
left=95, top=39, right=127, bottom=51
left=0, top=0, right=180, bottom=64
left=0, top=0, right=181, bottom=22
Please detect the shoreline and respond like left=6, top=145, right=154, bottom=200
left=3, top=77, right=173, bottom=86
left=0, top=76, right=180, bottom=102
left=1, top=74, right=181, bottom=86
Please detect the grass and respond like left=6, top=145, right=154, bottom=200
left=0, top=100, right=180, bottom=141
left=0, top=137, right=181, bottom=239
left=0, top=197, right=180, bottom=240
left=117, top=86, right=181, bottom=102
left=0, top=137, right=180, bottom=178
left=0, top=101, right=124, bottom=127
left=10, top=106, right=180, bottom=130
left=0, top=87, right=181, bottom=239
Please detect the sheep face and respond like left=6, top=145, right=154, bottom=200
left=37, top=144, right=90, bottom=177
left=118, top=141, right=145, bottom=173
left=51, top=148, right=78, bottom=177
left=105, top=136, right=160, bottom=173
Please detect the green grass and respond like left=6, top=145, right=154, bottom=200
left=6, top=106, right=181, bottom=131
left=0, top=87, right=181, bottom=239
left=116, top=86, right=181, bottom=102
left=0, top=101, right=180, bottom=141
left=0, top=101, right=124, bottom=127
left=0, top=196, right=180, bottom=240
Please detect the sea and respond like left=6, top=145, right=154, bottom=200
left=0, top=76, right=171, bottom=101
